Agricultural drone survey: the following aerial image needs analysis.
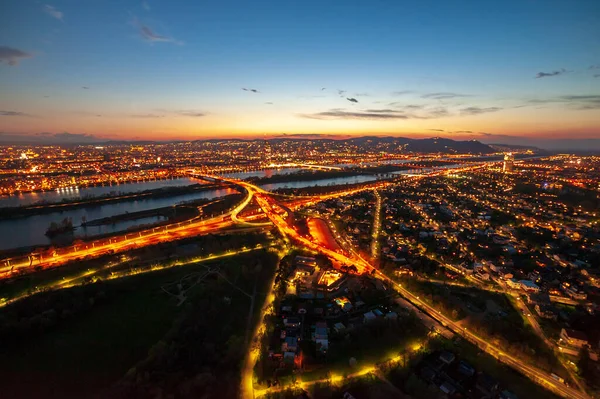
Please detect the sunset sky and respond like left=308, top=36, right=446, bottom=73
left=1, top=0, right=599, bottom=147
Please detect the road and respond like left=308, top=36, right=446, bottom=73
left=232, top=178, right=589, bottom=399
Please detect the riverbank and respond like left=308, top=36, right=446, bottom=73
left=81, top=204, right=198, bottom=227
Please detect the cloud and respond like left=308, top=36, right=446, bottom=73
left=460, top=106, right=502, bottom=115
left=321, top=87, right=326, bottom=91
left=82, top=86, right=90, bottom=89
left=528, top=95, right=600, bottom=110
left=0, top=110, right=31, bottom=117
left=242, top=88, right=259, bottom=93
left=265, top=102, right=274, bottom=105
left=0, top=46, right=33, bottom=66
left=174, top=110, right=205, bottom=117
left=44, top=5, right=63, bottom=21
left=403, top=104, right=425, bottom=110
left=364, top=109, right=400, bottom=113
left=388, top=102, right=425, bottom=110
left=354, top=93, right=369, bottom=97
left=51, top=132, right=96, bottom=140
left=427, top=129, right=445, bottom=132
left=130, top=113, right=165, bottom=118
left=535, top=68, right=568, bottom=78
left=594, top=74, right=600, bottom=78
left=142, top=1, right=150, bottom=11
left=589, top=65, right=600, bottom=70
left=0, top=132, right=104, bottom=143
left=133, top=18, right=181, bottom=44
left=346, top=97, right=358, bottom=103
left=337, top=90, right=346, bottom=97
left=300, top=110, right=408, bottom=120
left=421, top=92, right=470, bottom=100
left=392, top=90, right=413, bottom=96
left=427, top=107, right=450, bottom=117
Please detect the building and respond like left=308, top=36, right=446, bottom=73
left=439, top=351, right=456, bottom=365
left=503, top=152, right=514, bottom=173
left=519, top=279, right=540, bottom=292
left=313, top=321, right=329, bottom=353
left=560, top=328, right=589, bottom=348
left=363, top=310, right=377, bottom=323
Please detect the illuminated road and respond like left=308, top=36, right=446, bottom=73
left=0, top=184, right=254, bottom=277
left=230, top=178, right=589, bottom=399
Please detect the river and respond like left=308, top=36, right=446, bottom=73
left=259, top=174, right=383, bottom=191
left=0, top=177, right=200, bottom=208
left=0, top=187, right=237, bottom=251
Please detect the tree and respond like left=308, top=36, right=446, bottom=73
left=578, top=346, right=591, bottom=378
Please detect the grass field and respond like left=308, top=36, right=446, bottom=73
left=0, top=247, right=278, bottom=399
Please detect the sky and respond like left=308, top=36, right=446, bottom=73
left=1, top=0, right=599, bottom=148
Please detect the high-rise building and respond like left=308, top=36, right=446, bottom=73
left=503, top=152, right=514, bottom=173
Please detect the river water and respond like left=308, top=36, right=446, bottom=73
left=259, top=174, right=382, bottom=191
left=0, top=187, right=237, bottom=251
left=0, top=177, right=199, bottom=208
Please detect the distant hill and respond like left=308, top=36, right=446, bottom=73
left=0, top=134, right=497, bottom=154
left=233, top=136, right=496, bottom=154
left=335, top=136, right=495, bottom=154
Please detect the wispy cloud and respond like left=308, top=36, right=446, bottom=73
left=364, top=109, right=399, bottom=113
left=130, top=113, right=165, bottom=118
left=44, top=5, right=63, bottom=21
left=0, top=110, right=31, bottom=117
left=388, top=102, right=425, bottom=110
left=421, top=92, right=470, bottom=100
left=133, top=18, right=181, bottom=45
left=460, top=106, right=502, bottom=115
left=594, top=74, right=600, bottom=78
left=589, top=65, right=600, bottom=70
left=142, top=1, right=150, bottom=11
left=428, top=107, right=450, bottom=117
left=528, top=95, right=600, bottom=110
left=140, top=25, right=175, bottom=43
left=392, top=90, right=413, bottom=96
left=300, top=110, right=408, bottom=120
left=0, top=46, right=33, bottom=66
left=174, top=110, right=205, bottom=117
left=242, top=88, right=260, bottom=93
left=535, top=68, right=568, bottom=78
left=346, top=97, right=358, bottom=103
left=427, top=129, right=475, bottom=134
left=82, top=86, right=90, bottom=90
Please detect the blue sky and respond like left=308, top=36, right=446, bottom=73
left=1, top=0, right=599, bottom=146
